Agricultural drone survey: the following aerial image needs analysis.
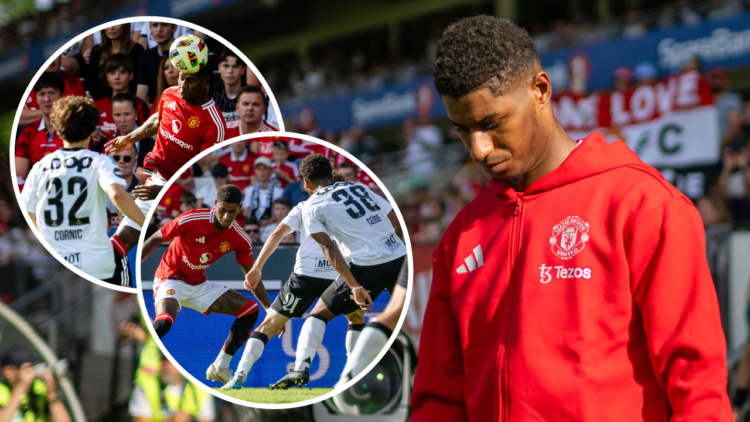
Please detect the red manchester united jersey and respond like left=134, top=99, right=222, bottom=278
left=25, top=71, right=85, bottom=110
left=15, top=118, right=64, bottom=168
left=156, top=209, right=253, bottom=285
left=218, top=149, right=256, bottom=190
left=271, top=161, right=299, bottom=188
left=225, top=119, right=278, bottom=141
left=94, top=96, right=150, bottom=133
left=144, top=87, right=226, bottom=180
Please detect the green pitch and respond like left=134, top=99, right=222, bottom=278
left=215, top=387, right=333, bottom=404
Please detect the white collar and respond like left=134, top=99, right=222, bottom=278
left=231, top=149, right=248, bottom=162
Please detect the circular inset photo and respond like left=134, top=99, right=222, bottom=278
left=10, top=17, right=283, bottom=292
left=137, top=133, right=412, bottom=407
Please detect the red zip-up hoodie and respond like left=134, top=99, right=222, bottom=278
left=411, top=132, right=732, bottom=421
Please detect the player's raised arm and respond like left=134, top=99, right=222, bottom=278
left=107, top=184, right=145, bottom=228
left=140, top=229, right=165, bottom=262
left=245, top=223, right=292, bottom=290
left=105, top=111, right=160, bottom=154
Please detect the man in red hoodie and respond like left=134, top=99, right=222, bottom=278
left=410, top=15, right=732, bottom=422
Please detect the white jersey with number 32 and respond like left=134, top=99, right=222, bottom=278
left=302, top=181, right=406, bottom=266
left=22, top=148, right=126, bottom=279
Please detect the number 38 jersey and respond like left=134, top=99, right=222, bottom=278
left=302, top=181, right=406, bottom=266
left=22, top=148, right=126, bottom=279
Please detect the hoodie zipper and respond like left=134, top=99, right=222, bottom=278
left=502, top=197, right=523, bottom=421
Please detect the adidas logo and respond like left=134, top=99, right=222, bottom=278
left=167, top=102, right=176, bottom=111
left=456, top=245, right=484, bottom=274
left=101, top=112, right=106, bottom=117
left=196, top=237, right=205, bottom=244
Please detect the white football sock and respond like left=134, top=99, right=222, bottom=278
left=236, top=338, right=265, bottom=376
left=213, top=348, right=233, bottom=369
left=340, top=325, right=389, bottom=380
left=345, top=328, right=361, bottom=356
left=294, top=317, right=326, bottom=371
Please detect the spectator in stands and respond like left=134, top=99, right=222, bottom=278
left=137, top=23, right=194, bottom=50
left=613, top=67, right=634, bottom=91
left=0, top=345, right=71, bottom=422
left=19, top=55, right=85, bottom=127
left=101, top=94, right=155, bottom=184
left=634, top=62, right=658, bottom=86
left=91, top=55, right=150, bottom=149
left=179, top=192, right=198, bottom=215
left=708, top=0, right=743, bottom=21
left=281, top=232, right=298, bottom=244
left=81, top=24, right=144, bottom=100
left=241, top=157, right=284, bottom=242
left=271, top=141, right=299, bottom=188
left=156, top=183, right=186, bottom=219
left=218, top=139, right=256, bottom=190
left=297, top=106, right=322, bottom=138
left=624, top=7, right=648, bottom=38
left=137, top=22, right=177, bottom=104
left=708, top=67, right=743, bottom=143
left=129, top=354, right=215, bottom=421
left=341, top=125, right=378, bottom=164
left=15, top=73, right=65, bottom=183
left=226, top=86, right=277, bottom=139
left=268, top=197, right=293, bottom=236
left=281, top=178, right=310, bottom=207
left=110, top=146, right=139, bottom=193
left=677, top=0, right=703, bottom=26
left=405, top=111, right=444, bottom=175
left=152, top=55, right=179, bottom=114
left=717, top=134, right=750, bottom=223
left=337, top=162, right=358, bottom=182
left=243, top=220, right=262, bottom=244
left=196, top=163, right=230, bottom=209
left=211, top=48, right=246, bottom=123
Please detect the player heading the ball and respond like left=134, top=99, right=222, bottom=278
left=22, top=97, right=145, bottom=280
left=105, top=35, right=225, bottom=286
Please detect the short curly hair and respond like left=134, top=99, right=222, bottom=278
left=217, top=184, right=243, bottom=205
left=433, top=15, right=541, bottom=98
left=51, top=97, right=100, bottom=143
left=299, top=154, right=333, bottom=185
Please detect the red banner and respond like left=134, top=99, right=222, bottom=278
left=552, top=71, right=713, bottom=131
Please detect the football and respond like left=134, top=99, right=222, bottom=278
left=169, top=34, right=208, bottom=73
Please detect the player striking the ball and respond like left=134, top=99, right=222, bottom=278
left=220, top=171, right=366, bottom=390
left=225, top=154, right=406, bottom=390
left=106, top=57, right=226, bottom=285
left=140, top=184, right=270, bottom=385
left=22, top=96, right=145, bottom=281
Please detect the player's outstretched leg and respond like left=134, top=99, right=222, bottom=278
left=154, top=298, right=180, bottom=339
left=336, top=283, right=407, bottom=388
left=222, top=310, right=290, bottom=390
left=208, top=300, right=260, bottom=385
left=270, top=308, right=334, bottom=390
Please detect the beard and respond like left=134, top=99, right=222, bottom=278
left=505, top=110, right=540, bottom=189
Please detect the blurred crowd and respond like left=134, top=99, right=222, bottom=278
left=262, top=0, right=750, bottom=101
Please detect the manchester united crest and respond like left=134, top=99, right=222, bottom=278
left=188, top=116, right=200, bottom=128
left=220, top=241, right=231, bottom=253
left=549, top=216, right=590, bottom=260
